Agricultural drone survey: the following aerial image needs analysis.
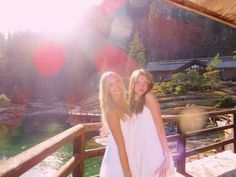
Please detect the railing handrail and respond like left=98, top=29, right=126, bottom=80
left=0, top=124, right=84, bottom=177
left=162, top=108, right=236, bottom=120
left=68, top=108, right=236, bottom=120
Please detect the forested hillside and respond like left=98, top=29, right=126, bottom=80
left=129, top=0, right=236, bottom=61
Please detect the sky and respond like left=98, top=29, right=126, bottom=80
left=0, top=0, right=136, bottom=76
left=0, top=0, right=93, bottom=36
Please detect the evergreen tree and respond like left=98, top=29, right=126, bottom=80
left=206, top=53, right=220, bottom=71
left=148, top=0, right=159, bottom=60
left=128, top=31, right=146, bottom=68
left=0, top=34, right=5, bottom=68
left=204, top=53, right=221, bottom=88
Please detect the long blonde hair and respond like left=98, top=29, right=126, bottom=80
left=99, top=71, right=132, bottom=123
left=128, top=69, right=153, bottom=114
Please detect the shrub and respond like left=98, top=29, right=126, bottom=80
left=186, top=69, right=205, bottom=90
left=175, top=85, right=187, bottom=94
left=214, top=96, right=235, bottom=108
left=203, top=70, right=220, bottom=89
left=0, top=94, right=10, bottom=104
left=152, top=82, right=173, bottom=95
left=163, top=69, right=206, bottom=93
left=171, top=72, right=187, bottom=87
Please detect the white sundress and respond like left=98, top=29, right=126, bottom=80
left=135, top=106, right=175, bottom=177
left=100, top=116, right=141, bottom=177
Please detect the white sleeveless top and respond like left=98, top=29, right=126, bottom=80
left=135, top=106, right=175, bottom=177
left=100, top=116, right=141, bottom=177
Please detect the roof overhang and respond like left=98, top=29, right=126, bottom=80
left=161, top=0, right=236, bottom=28
left=146, top=56, right=236, bottom=72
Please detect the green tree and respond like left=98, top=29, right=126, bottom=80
left=204, top=53, right=221, bottom=88
left=206, top=53, right=220, bottom=71
left=128, top=31, right=146, bottom=68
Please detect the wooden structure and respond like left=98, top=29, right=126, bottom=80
left=146, top=56, right=236, bottom=81
left=161, top=0, right=236, bottom=28
left=0, top=109, right=236, bottom=177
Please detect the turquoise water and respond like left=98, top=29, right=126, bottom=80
left=0, top=112, right=102, bottom=177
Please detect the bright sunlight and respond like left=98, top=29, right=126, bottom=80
left=0, top=0, right=92, bottom=36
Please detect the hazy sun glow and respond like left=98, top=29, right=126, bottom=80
left=94, top=43, right=130, bottom=75
left=0, top=0, right=92, bottom=36
left=93, top=0, right=125, bottom=14
left=33, top=41, right=65, bottom=76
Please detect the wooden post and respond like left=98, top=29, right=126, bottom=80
left=176, top=123, right=186, bottom=175
left=233, top=113, right=236, bottom=153
left=73, top=130, right=85, bottom=177
left=177, top=134, right=186, bottom=174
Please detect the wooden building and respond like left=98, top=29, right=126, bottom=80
left=146, top=56, right=236, bottom=81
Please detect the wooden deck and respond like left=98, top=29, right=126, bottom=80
left=186, top=150, right=236, bottom=177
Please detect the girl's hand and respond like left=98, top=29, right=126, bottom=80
left=99, top=125, right=109, bottom=137
left=124, top=171, right=132, bottom=177
left=154, top=153, right=170, bottom=177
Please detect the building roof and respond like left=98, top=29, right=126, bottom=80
left=161, top=0, right=236, bottom=28
left=147, top=62, right=183, bottom=72
left=218, top=60, right=236, bottom=68
left=146, top=56, right=236, bottom=72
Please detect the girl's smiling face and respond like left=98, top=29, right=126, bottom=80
left=107, top=73, right=123, bottom=97
left=133, top=74, right=150, bottom=97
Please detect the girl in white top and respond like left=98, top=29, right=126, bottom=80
left=128, top=69, right=175, bottom=177
left=99, top=71, right=140, bottom=177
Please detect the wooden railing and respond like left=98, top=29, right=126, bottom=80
left=166, top=109, right=236, bottom=176
left=0, top=109, right=236, bottom=177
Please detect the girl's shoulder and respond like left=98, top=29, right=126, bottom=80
left=145, top=91, right=157, bottom=102
left=145, top=92, right=160, bottom=108
left=105, top=108, right=118, bottom=118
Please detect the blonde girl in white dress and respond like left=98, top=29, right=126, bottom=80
left=99, top=71, right=140, bottom=177
left=128, top=69, right=175, bottom=177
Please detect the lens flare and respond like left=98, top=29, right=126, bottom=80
left=93, top=0, right=125, bottom=14
left=179, top=106, right=207, bottom=133
left=125, top=57, right=137, bottom=75
left=94, top=43, right=129, bottom=75
left=33, top=41, right=64, bottom=76
left=109, top=15, right=133, bottom=48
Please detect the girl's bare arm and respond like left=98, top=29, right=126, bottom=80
left=106, top=110, right=132, bottom=177
left=145, top=92, right=169, bottom=153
